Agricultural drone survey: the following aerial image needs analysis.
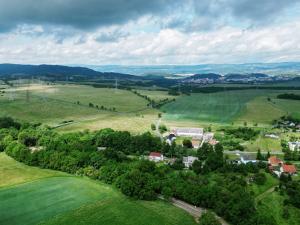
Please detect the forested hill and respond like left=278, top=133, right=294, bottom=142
left=0, top=64, right=140, bottom=80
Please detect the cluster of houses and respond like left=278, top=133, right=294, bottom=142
left=277, top=120, right=300, bottom=131
left=166, top=127, right=218, bottom=149
left=148, top=151, right=198, bottom=168
left=268, top=156, right=297, bottom=177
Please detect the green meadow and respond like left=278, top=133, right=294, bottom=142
left=161, top=89, right=300, bottom=125
left=0, top=153, right=197, bottom=225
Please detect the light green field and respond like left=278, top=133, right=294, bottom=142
left=0, top=84, right=159, bottom=133
left=0, top=153, right=197, bottom=225
left=161, top=90, right=267, bottom=123
left=0, top=153, right=66, bottom=188
left=162, top=90, right=300, bottom=125
left=243, top=136, right=282, bottom=152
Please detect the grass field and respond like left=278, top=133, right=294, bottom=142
left=0, top=84, right=160, bottom=133
left=0, top=153, right=66, bottom=188
left=0, top=153, right=197, bottom=225
left=161, top=89, right=300, bottom=125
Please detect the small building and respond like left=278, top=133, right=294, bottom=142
left=166, top=133, right=176, bottom=145
left=238, top=154, right=257, bottom=164
left=192, top=139, right=200, bottom=149
left=265, top=134, right=279, bottom=139
left=182, top=156, right=198, bottom=168
left=268, top=156, right=283, bottom=167
left=209, top=139, right=219, bottom=146
left=281, top=164, right=297, bottom=175
left=288, top=141, right=300, bottom=151
left=172, top=127, right=204, bottom=139
left=149, top=152, right=164, bottom=162
left=203, top=132, right=214, bottom=142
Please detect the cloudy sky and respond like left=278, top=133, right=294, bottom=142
left=0, top=0, right=300, bottom=65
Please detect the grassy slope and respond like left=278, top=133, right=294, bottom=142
left=162, top=90, right=300, bottom=125
left=0, top=84, right=159, bottom=133
left=249, top=172, right=279, bottom=197
left=0, top=154, right=197, bottom=225
left=161, top=90, right=266, bottom=123
left=258, top=192, right=300, bottom=225
left=0, top=153, right=66, bottom=188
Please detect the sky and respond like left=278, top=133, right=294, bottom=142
left=0, top=0, right=300, bottom=65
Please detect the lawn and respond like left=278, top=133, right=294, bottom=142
left=0, top=154, right=197, bottom=225
left=249, top=172, right=279, bottom=197
left=243, top=135, right=282, bottom=152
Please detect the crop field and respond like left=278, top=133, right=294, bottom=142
left=0, top=153, right=197, bottom=225
left=161, top=90, right=300, bottom=125
left=0, top=84, right=159, bottom=133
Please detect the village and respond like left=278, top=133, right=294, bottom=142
left=147, top=126, right=298, bottom=179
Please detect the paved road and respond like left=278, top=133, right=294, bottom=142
left=170, top=198, right=229, bottom=225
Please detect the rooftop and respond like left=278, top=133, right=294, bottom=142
left=282, top=164, right=297, bottom=173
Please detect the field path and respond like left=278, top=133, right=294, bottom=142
left=158, top=196, right=229, bottom=225
left=171, top=198, right=229, bottom=225
left=256, top=186, right=277, bottom=202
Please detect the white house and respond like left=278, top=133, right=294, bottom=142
left=288, top=142, right=300, bottom=151
left=203, top=132, right=214, bottom=142
left=149, top=152, right=164, bottom=162
left=172, top=127, right=204, bottom=139
left=182, top=156, right=198, bottom=168
left=238, top=154, right=257, bottom=164
left=166, top=133, right=176, bottom=145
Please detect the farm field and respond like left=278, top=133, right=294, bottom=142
left=0, top=84, right=160, bottom=133
left=161, top=89, right=300, bottom=125
left=0, top=153, right=197, bottom=225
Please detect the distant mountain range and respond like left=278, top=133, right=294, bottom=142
left=86, top=62, right=300, bottom=76
left=0, top=64, right=138, bottom=80
left=0, top=63, right=299, bottom=86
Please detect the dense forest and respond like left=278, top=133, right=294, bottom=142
left=0, top=117, right=299, bottom=225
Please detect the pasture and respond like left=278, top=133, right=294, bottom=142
left=0, top=153, right=197, bottom=225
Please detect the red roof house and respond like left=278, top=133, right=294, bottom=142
left=281, top=164, right=297, bottom=175
left=268, top=156, right=283, bottom=167
left=149, top=152, right=164, bottom=162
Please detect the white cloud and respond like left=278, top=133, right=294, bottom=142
left=1, top=20, right=300, bottom=65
